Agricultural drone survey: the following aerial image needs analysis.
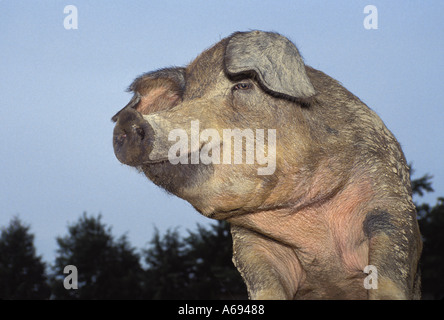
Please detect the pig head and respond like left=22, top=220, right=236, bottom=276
left=112, top=31, right=422, bottom=299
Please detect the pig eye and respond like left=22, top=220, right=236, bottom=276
left=233, top=82, right=252, bottom=91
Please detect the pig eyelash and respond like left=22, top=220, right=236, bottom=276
left=232, top=82, right=253, bottom=91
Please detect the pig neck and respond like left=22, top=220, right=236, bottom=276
left=228, top=169, right=374, bottom=267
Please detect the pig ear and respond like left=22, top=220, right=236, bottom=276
left=224, top=31, right=316, bottom=100
left=112, top=67, right=186, bottom=122
left=130, top=67, right=186, bottom=114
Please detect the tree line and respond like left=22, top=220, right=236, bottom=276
left=0, top=214, right=247, bottom=300
left=0, top=174, right=443, bottom=299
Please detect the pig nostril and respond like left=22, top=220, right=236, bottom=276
left=132, top=124, right=145, bottom=140
left=137, top=128, right=145, bottom=140
left=115, top=133, right=127, bottom=146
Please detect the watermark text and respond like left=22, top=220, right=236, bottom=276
left=168, top=120, right=276, bottom=175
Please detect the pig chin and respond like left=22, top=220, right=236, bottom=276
left=138, top=158, right=214, bottom=198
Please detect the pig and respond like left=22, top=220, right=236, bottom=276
left=112, top=30, right=422, bottom=299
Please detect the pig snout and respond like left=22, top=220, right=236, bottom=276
left=113, top=107, right=155, bottom=166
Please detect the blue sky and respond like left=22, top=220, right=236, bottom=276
left=1, top=1, right=443, bottom=264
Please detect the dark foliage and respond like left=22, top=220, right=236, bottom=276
left=0, top=217, right=50, bottom=299
left=143, top=222, right=247, bottom=299
left=49, top=212, right=144, bottom=299
left=409, top=172, right=444, bottom=299
left=417, top=198, right=444, bottom=299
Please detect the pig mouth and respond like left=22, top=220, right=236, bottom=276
left=138, top=142, right=216, bottom=195
left=141, top=140, right=221, bottom=166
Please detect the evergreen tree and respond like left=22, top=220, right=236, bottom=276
left=411, top=172, right=444, bottom=299
left=185, top=221, right=247, bottom=299
left=0, top=217, right=50, bottom=299
left=417, top=198, right=444, bottom=299
left=143, top=222, right=247, bottom=299
left=143, top=228, right=191, bottom=299
left=411, top=172, right=434, bottom=197
left=50, top=212, right=144, bottom=299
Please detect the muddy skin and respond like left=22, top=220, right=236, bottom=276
left=112, top=31, right=422, bottom=299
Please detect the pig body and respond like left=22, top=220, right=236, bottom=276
left=112, top=31, right=422, bottom=299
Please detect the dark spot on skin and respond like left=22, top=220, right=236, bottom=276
left=363, top=209, right=395, bottom=238
left=326, top=126, right=339, bottom=135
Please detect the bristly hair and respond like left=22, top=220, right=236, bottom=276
left=126, top=67, right=186, bottom=93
